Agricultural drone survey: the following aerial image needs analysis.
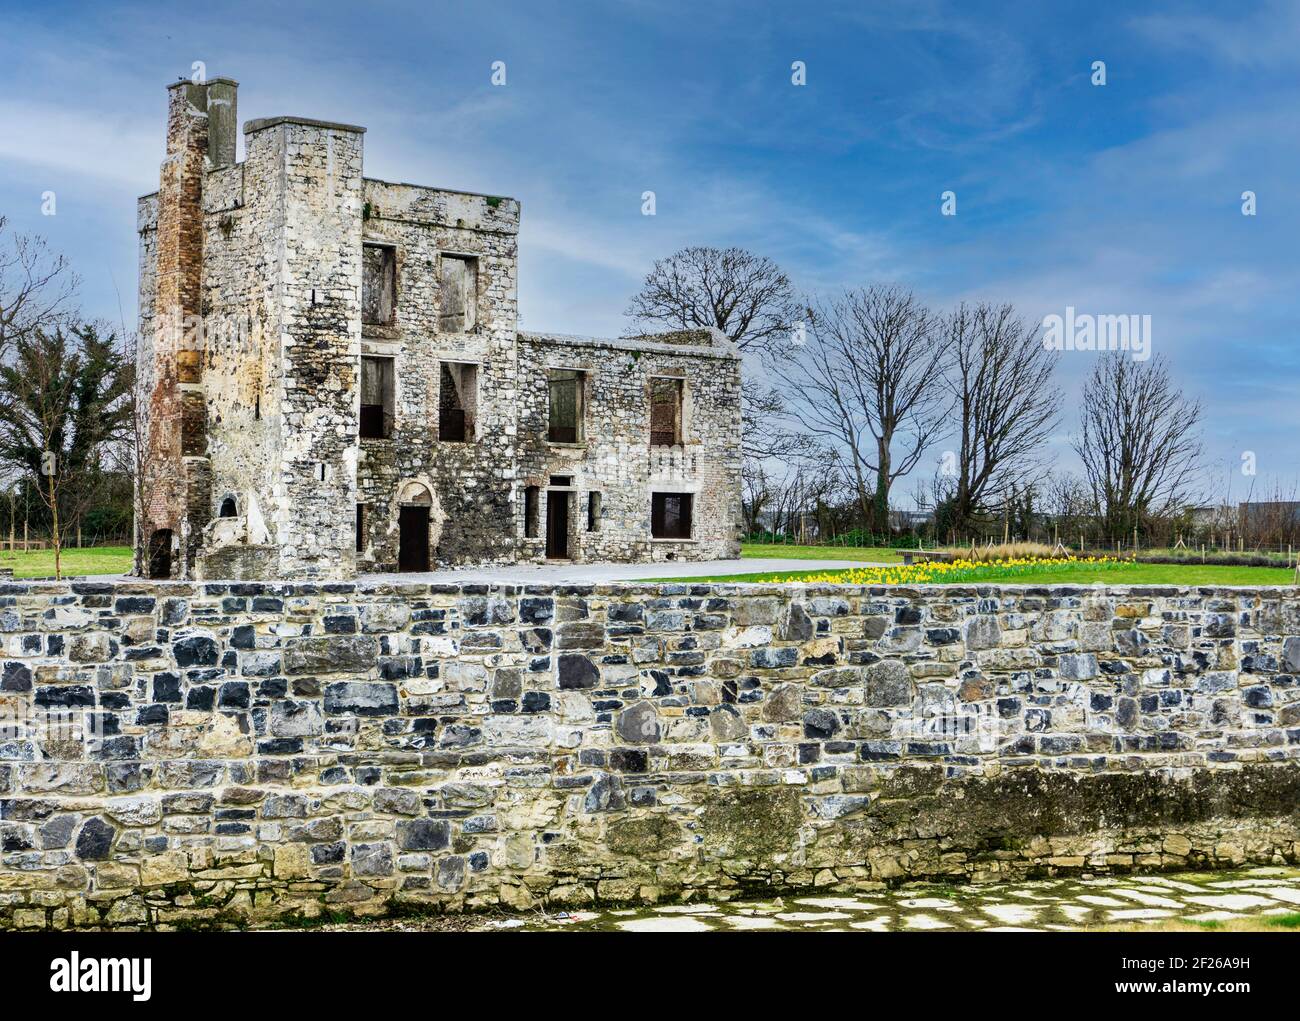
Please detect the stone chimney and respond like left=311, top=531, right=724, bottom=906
left=138, top=77, right=236, bottom=577
left=205, top=78, right=239, bottom=168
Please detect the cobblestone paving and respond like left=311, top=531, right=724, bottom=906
left=482, top=867, right=1300, bottom=932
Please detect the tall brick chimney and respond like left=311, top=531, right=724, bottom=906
left=137, top=77, right=238, bottom=578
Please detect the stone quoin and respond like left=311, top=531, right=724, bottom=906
left=135, top=76, right=742, bottom=582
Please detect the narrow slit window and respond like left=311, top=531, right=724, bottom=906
left=524, top=485, right=540, bottom=539
left=355, top=504, right=366, bottom=552
left=439, top=361, right=478, bottom=442
left=362, top=244, right=396, bottom=326
left=547, top=369, right=584, bottom=443
left=650, top=377, right=683, bottom=446
left=587, top=492, right=601, bottom=532
left=439, top=254, right=478, bottom=333
left=651, top=492, right=693, bottom=539
left=360, top=356, right=394, bottom=439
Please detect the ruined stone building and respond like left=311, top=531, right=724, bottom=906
left=136, top=77, right=742, bottom=580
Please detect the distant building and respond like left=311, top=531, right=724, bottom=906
left=1187, top=505, right=1224, bottom=528
left=891, top=509, right=935, bottom=530
left=1238, top=501, right=1300, bottom=531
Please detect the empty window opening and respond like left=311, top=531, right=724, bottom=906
left=362, top=244, right=396, bottom=326
left=317, top=463, right=327, bottom=483
left=355, top=504, right=366, bottom=553
left=650, top=376, right=684, bottom=446
left=254, top=394, right=261, bottom=420
left=439, top=254, right=478, bottom=333
left=218, top=496, right=237, bottom=518
left=547, top=368, right=585, bottom=443
left=651, top=492, right=693, bottom=539
left=587, top=491, right=601, bottom=532
left=360, top=355, right=395, bottom=439
left=439, top=361, right=478, bottom=442
left=549, top=475, right=572, bottom=487
left=147, top=529, right=173, bottom=579
left=524, top=485, right=540, bottom=539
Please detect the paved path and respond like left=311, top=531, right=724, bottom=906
left=480, top=866, right=1300, bottom=932
left=359, top=557, right=881, bottom=585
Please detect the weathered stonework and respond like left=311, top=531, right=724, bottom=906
left=1, top=581, right=1298, bottom=930
left=135, top=77, right=742, bottom=581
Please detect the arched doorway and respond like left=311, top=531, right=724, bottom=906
left=396, top=482, right=432, bottom=572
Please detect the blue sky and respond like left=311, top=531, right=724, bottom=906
left=1, top=0, right=1296, bottom=501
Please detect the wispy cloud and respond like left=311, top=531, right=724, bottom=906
left=0, top=101, right=159, bottom=187
left=1130, top=1, right=1300, bottom=70
left=0, top=0, right=1295, bottom=488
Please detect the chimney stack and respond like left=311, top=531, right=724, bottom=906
left=205, top=77, right=239, bottom=168
left=140, top=75, right=237, bottom=577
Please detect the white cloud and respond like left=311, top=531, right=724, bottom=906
left=0, top=101, right=158, bottom=187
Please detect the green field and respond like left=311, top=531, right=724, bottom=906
left=741, top=542, right=904, bottom=563
left=0, top=545, right=132, bottom=579
left=665, top=556, right=1297, bottom=586
left=2, top=542, right=1295, bottom=587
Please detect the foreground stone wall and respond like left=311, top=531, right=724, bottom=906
left=1, top=579, right=1298, bottom=930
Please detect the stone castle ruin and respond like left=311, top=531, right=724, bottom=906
left=136, top=77, right=742, bottom=581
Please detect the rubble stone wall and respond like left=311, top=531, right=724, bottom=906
left=355, top=179, right=523, bottom=570
left=252, top=119, right=366, bottom=580
left=515, top=331, right=743, bottom=564
left=2, top=579, right=1297, bottom=930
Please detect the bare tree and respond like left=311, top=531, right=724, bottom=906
left=939, top=302, right=1060, bottom=535
left=626, top=246, right=799, bottom=355
left=741, top=442, right=844, bottom=539
left=1043, top=472, right=1096, bottom=548
left=741, top=459, right=774, bottom=535
left=0, top=216, right=77, bottom=359
left=624, top=246, right=808, bottom=460
left=1072, top=353, right=1203, bottom=541
left=786, top=285, right=950, bottom=531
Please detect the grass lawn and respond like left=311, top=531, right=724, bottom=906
left=0, top=545, right=132, bottom=579
left=741, top=542, right=904, bottom=563
left=1097, top=911, right=1300, bottom=933
left=657, top=559, right=1298, bottom=586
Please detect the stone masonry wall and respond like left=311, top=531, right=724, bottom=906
left=356, top=179, right=522, bottom=570
left=251, top=119, right=365, bottom=581
left=3, top=579, right=1298, bottom=930
left=515, top=330, right=743, bottom=564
